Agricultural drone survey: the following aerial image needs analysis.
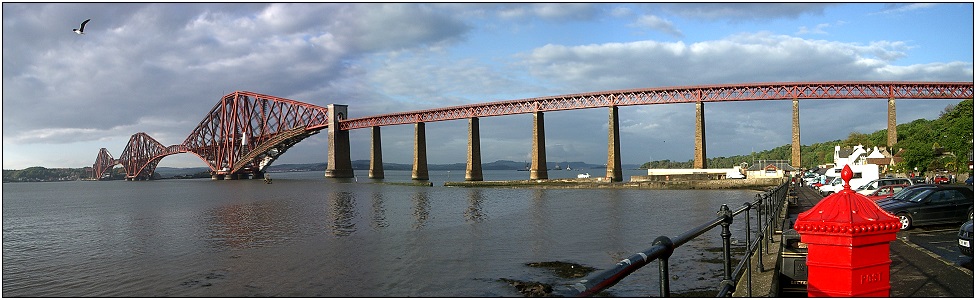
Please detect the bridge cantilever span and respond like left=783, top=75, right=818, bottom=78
left=182, top=91, right=331, bottom=179
left=93, top=81, right=973, bottom=182
left=93, top=91, right=332, bottom=180
left=92, top=148, right=117, bottom=179
left=117, top=132, right=186, bottom=180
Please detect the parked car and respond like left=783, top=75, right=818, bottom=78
left=812, top=176, right=833, bottom=189
left=960, top=220, right=973, bottom=257
left=818, top=165, right=879, bottom=196
left=864, top=184, right=909, bottom=201
left=818, top=177, right=846, bottom=196
left=967, top=176, right=973, bottom=186
left=877, top=185, right=974, bottom=230
left=856, top=178, right=913, bottom=195
left=934, top=175, right=950, bottom=184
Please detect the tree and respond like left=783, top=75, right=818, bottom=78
left=844, top=132, right=873, bottom=148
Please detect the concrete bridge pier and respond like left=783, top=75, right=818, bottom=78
left=693, top=101, right=707, bottom=169
left=466, top=117, right=483, bottom=181
left=530, top=112, right=548, bottom=180
left=325, top=104, right=354, bottom=178
left=369, top=126, right=384, bottom=179
left=606, top=106, right=622, bottom=182
left=412, top=122, right=429, bottom=180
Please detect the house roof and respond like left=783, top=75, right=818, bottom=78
left=838, top=147, right=854, bottom=158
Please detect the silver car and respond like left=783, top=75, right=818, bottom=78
left=856, top=178, right=914, bottom=195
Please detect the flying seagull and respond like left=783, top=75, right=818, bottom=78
left=73, top=19, right=90, bottom=34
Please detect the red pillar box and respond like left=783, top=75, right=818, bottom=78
left=793, top=165, right=901, bottom=297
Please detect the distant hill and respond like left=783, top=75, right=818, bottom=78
left=154, top=167, right=211, bottom=177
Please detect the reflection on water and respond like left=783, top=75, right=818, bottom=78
left=371, top=191, right=389, bottom=229
left=2, top=171, right=763, bottom=297
left=207, top=201, right=297, bottom=249
left=412, top=189, right=430, bottom=229
left=328, top=191, right=357, bottom=237
left=464, top=189, right=485, bottom=222
left=529, top=189, right=552, bottom=257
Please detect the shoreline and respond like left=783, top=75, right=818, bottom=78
left=444, top=177, right=786, bottom=189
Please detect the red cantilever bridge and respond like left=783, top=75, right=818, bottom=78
left=93, top=81, right=974, bottom=181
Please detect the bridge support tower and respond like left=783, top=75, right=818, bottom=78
left=466, top=117, right=483, bottom=181
left=413, top=122, right=429, bottom=180
left=606, top=106, right=622, bottom=182
left=530, top=112, right=548, bottom=180
left=369, top=126, right=384, bottom=179
left=792, top=98, right=801, bottom=169
left=693, top=101, right=707, bottom=169
left=887, top=97, right=897, bottom=147
left=325, top=104, right=354, bottom=178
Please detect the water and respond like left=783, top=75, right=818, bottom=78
left=3, top=169, right=760, bottom=297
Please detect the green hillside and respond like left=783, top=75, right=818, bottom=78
left=642, top=99, right=974, bottom=174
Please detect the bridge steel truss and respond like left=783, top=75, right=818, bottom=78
left=117, top=132, right=187, bottom=180
left=94, top=81, right=973, bottom=181
left=182, top=91, right=330, bottom=178
left=93, top=91, right=330, bottom=180
left=92, top=148, right=117, bottom=179
left=339, top=81, right=974, bottom=129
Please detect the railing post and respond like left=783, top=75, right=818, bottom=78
left=765, top=193, right=772, bottom=251
left=743, top=202, right=753, bottom=297
left=653, top=236, right=675, bottom=297
left=756, top=194, right=765, bottom=271
left=718, top=204, right=734, bottom=293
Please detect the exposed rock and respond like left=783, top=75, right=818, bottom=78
left=526, top=261, right=595, bottom=279
left=500, top=278, right=556, bottom=297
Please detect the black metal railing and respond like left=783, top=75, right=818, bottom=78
left=573, top=180, right=792, bottom=297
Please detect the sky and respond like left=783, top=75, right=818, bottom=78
left=2, top=2, right=974, bottom=170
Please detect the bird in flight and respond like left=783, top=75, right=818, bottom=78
left=73, top=19, right=90, bottom=34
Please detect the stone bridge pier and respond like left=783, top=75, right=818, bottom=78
left=323, top=93, right=909, bottom=182
left=325, top=104, right=353, bottom=178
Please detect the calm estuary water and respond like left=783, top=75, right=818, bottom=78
left=3, top=169, right=760, bottom=297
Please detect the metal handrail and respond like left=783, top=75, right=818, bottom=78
left=717, top=180, right=792, bottom=297
left=573, top=180, right=791, bottom=297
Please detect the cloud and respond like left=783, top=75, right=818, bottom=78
left=1, top=3, right=970, bottom=169
left=631, top=15, right=683, bottom=38
left=2, top=3, right=471, bottom=146
left=363, top=51, right=535, bottom=110
left=657, top=3, right=832, bottom=21
left=517, top=32, right=971, bottom=92
left=875, top=3, right=938, bottom=15
left=796, top=23, right=830, bottom=35
left=495, top=3, right=599, bottom=21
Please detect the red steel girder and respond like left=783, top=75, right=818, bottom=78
left=94, top=81, right=972, bottom=180
left=339, top=81, right=973, bottom=130
left=118, top=132, right=185, bottom=180
left=181, top=91, right=330, bottom=175
left=91, top=148, right=119, bottom=180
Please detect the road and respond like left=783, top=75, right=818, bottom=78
left=900, top=224, right=973, bottom=271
